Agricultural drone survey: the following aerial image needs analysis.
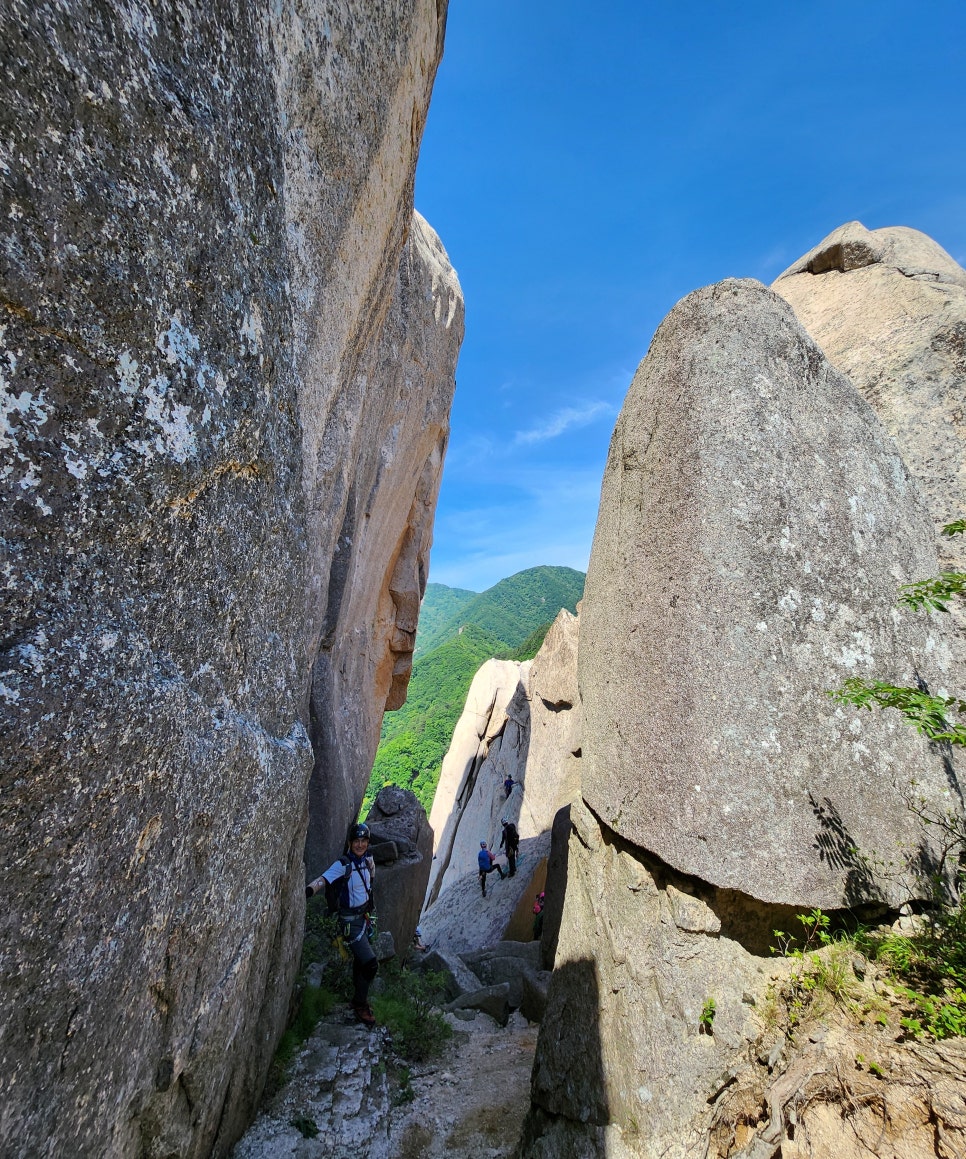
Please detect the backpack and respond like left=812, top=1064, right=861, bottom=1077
left=478, top=848, right=492, bottom=872
left=324, top=855, right=373, bottom=915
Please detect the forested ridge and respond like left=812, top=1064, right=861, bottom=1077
left=413, top=565, right=585, bottom=657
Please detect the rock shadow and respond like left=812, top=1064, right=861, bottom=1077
left=809, top=792, right=946, bottom=907
left=516, top=956, right=609, bottom=1158
left=539, top=804, right=571, bottom=970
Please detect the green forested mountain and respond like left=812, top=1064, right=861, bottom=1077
left=414, top=565, right=585, bottom=657
left=413, top=582, right=478, bottom=658
left=364, top=565, right=585, bottom=816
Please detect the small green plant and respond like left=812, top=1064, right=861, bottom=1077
left=391, top=1063, right=416, bottom=1106
left=769, top=909, right=868, bottom=1030
left=770, top=908, right=833, bottom=958
left=290, top=1115, right=320, bottom=1138
left=371, top=964, right=453, bottom=1062
left=699, top=996, right=716, bottom=1033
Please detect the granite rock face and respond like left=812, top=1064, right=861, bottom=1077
left=0, top=2, right=458, bottom=1156
left=522, top=276, right=965, bottom=1158
left=521, top=801, right=775, bottom=1159
left=305, top=210, right=462, bottom=874
left=580, top=278, right=959, bottom=911
left=425, top=657, right=526, bottom=907
left=421, top=611, right=581, bottom=954
left=774, top=222, right=966, bottom=566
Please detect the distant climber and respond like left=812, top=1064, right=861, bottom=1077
left=306, top=822, right=379, bottom=1026
left=532, top=891, right=545, bottom=940
left=503, top=775, right=516, bottom=799
left=499, top=818, right=520, bottom=877
left=478, top=840, right=505, bottom=898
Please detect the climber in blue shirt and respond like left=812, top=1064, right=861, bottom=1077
left=477, top=840, right=505, bottom=898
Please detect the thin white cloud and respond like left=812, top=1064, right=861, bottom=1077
left=427, top=464, right=604, bottom=590
left=512, top=400, right=614, bottom=447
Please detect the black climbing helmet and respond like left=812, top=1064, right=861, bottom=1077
left=349, top=822, right=371, bottom=843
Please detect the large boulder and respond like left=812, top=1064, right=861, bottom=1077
left=409, top=948, right=483, bottom=1001
left=460, top=940, right=543, bottom=1008
left=520, top=801, right=776, bottom=1159
left=0, top=2, right=459, bottom=1156
left=774, top=222, right=966, bottom=566
left=522, top=277, right=965, bottom=1158
left=363, top=786, right=434, bottom=959
left=580, top=278, right=959, bottom=911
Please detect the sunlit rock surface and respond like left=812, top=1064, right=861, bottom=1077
left=422, top=611, right=582, bottom=954
left=774, top=222, right=966, bottom=566
left=0, top=2, right=459, bottom=1155
left=580, top=278, right=958, bottom=910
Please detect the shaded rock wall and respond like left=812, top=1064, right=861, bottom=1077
left=364, top=785, right=434, bottom=960
left=522, top=275, right=964, bottom=1157
left=774, top=222, right=966, bottom=567
left=522, top=800, right=779, bottom=1159
left=0, top=2, right=458, bottom=1156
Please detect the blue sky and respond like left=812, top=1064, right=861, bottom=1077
left=414, top=1, right=966, bottom=592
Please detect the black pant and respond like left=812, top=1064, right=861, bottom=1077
left=342, top=913, right=378, bottom=1006
left=479, top=864, right=504, bottom=894
left=506, top=846, right=517, bottom=876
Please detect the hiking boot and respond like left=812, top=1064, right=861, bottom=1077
left=352, top=1002, right=376, bottom=1027
left=498, top=868, right=506, bottom=879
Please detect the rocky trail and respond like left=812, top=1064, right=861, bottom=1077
left=234, top=1004, right=537, bottom=1158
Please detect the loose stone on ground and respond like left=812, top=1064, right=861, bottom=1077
left=233, top=1008, right=537, bottom=1159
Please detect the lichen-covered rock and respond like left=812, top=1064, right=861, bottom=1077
left=233, top=1018, right=391, bottom=1159
left=580, top=278, right=960, bottom=911
left=0, top=2, right=459, bottom=1156
left=774, top=222, right=966, bottom=566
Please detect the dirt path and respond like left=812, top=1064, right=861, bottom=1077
left=388, top=1011, right=538, bottom=1158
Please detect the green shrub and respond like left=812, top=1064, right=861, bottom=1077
left=773, top=892, right=966, bottom=1042
left=371, top=965, right=453, bottom=1062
